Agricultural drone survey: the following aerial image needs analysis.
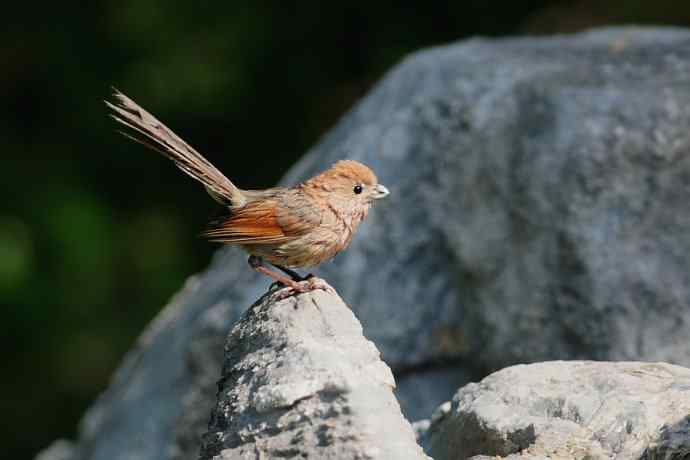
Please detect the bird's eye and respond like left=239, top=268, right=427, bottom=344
left=353, top=184, right=363, bottom=194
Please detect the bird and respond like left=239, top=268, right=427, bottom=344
left=106, top=90, right=389, bottom=293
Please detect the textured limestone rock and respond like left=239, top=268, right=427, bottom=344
left=199, top=281, right=428, bottom=460
left=38, top=27, right=690, bottom=460
left=426, top=361, right=690, bottom=460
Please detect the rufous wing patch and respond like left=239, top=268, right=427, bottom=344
left=204, top=201, right=290, bottom=244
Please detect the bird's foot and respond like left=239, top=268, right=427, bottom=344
left=250, top=256, right=332, bottom=300
left=269, top=277, right=335, bottom=301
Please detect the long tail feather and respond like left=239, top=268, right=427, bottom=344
left=106, top=89, right=245, bottom=206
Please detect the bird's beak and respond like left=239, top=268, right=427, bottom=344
left=372, top=184, right=390, bottom=199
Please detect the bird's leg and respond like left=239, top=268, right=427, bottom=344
left=248, top=256, right=332, bottom=298
left=271, top=264, right=305, bottom=281
left=272, top=263, right=316, bottom=283
left=248, top=256, right=310, bottom=292
left=248, top=255, right=299, bottom=288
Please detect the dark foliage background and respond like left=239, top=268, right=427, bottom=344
left=3, top=1, right=690, bottom=458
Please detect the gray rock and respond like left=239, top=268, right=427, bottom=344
left=199, top=280, right=428, bottom=460
left=36, top=441, right=76, bottom=460
left=396, top=368, right=472, bottom=422
left=426, top=361, right=690, bottom=460
left=37, top=27, right=690, bottom=459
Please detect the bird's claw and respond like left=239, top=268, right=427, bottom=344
left=269, top=277, right=335, bottom=301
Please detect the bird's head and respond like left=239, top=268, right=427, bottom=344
left=302, top=160, right=389, bottom=211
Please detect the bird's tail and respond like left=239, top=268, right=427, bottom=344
left=106, top=89, right=245, bottom=206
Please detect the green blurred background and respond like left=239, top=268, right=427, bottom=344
left=4, top=1, right=690, bottom=458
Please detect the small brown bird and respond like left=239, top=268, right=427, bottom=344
left=106, top=90, right=389, bottom=293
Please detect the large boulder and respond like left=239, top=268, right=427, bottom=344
left=425, top=361, right=690, bottom=459
left=199, top=281, right=428, bottom=460
left=38, top=27, right=690, bottom=459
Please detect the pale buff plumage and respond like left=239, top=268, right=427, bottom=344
left=107, top=90, right=388, bottom=291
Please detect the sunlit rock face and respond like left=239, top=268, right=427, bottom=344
left=426, top=361, right=690, bottom=460
left=199, top=282, right=428, bottom=460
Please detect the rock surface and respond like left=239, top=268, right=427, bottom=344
left=199, top=281, right=427, bottom=460
left=38, top=27, right=690, bottom=460
left=426, top=361, right=690, bottom=460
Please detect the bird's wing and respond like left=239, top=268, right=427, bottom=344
left=204, top=200, right=289, bottom=244
left=204, top=191, right=322, bottom=245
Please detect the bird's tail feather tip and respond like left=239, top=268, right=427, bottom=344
left=104, top=89, right=245, bottom=206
